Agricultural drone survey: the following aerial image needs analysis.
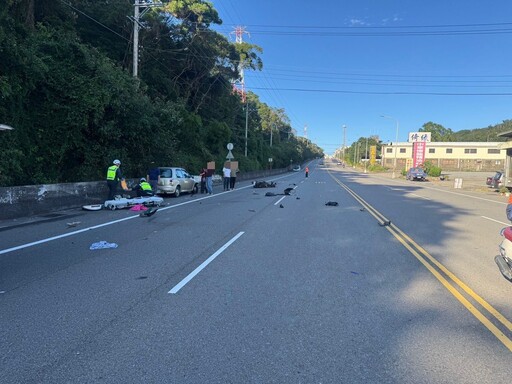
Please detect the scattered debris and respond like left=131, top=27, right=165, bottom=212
left=130, top=204, right=148, bottom=211
left=325, top=201, right=338, bottom=206
left=379, top=220, right=391, bottom=227
left=359, top=208, right=365, bottom=211
left=254, top=180, right=276, bottom=188
left=140, top=207, right=158, bottom=217
left=66, top=221, right=81, bottom=227
left=265, top=188, right=296, bottom=197
left=350, top=271, right=360, bottom=275
left=90, top=241, right=118, bottom=250
left=82, top=204, right=103, bottom=211
left=279, top=204, right=284, bottom=208
left=249, top=209, right=256, bottom=212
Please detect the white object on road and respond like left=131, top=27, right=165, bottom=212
left=89, top=241, right=118, bottom=250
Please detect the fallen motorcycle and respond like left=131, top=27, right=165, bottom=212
left=103, top=195, right=163, bottom=210
left=496, top=226, right=512, bottom=280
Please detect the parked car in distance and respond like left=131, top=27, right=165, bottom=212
left=406, top=167, right=427, bottom=181
left=487, top=171, right=504, bottom=189
left=292, top=165, right=301, bottom=171
left=156, top=167, right=198, bottom=197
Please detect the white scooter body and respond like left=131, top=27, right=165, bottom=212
left=496, top=227, right=512, bottom=280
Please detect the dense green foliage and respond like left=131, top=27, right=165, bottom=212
left=423, top=161, right=442, bottom=177
left=0, top=0, right=322, bottom=186
left=451, top=120, right=512, bottom=142
left=342, top=136, right=381, bottom=166
left=419, top=120, right=512, bottom=142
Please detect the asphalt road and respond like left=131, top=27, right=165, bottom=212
left=1, top=161, right=512, bottom=383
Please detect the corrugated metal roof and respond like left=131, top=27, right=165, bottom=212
left=497, top=130, right=512, bottom=138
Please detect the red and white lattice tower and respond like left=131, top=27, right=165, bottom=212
left=230, top=26, right=250, bottom=102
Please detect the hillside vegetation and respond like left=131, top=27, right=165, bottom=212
left=0, top=1, right=322, bottom=187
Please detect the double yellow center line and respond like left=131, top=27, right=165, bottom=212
left=330, top=172, right=512, bottom=352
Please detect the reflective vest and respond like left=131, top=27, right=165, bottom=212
left=140, top=181, right=152, bottom=191
left=106, top=165, right=118, bottom=181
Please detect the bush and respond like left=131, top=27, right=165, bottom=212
left=368, top=164, right=387, bottom=172
left=427, top=166, right=442, bottom=177
left=423, top=161, right=442, bottom=177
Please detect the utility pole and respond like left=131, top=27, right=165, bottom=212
left=231, top=26, right=250, bottom=155
left=133, top=0, right=140, bottom=77
left=342, top=124, right=346, bottom=162
left=364, top=137, right=368, bottom=173
left=132, top=0, right=163, bottom=77
left=244, top=103, right=249, bottom=157
left=270, top=124, right=274, bottom=147
left=381, top=115, right=400, bottom=178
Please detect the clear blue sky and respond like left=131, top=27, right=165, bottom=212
left=212, top=0, right=512, bottom=154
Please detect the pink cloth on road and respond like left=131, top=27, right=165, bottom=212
left=130, top=204, right=148, bottom=211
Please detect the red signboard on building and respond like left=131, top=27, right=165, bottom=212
left=412, top=142, right=426, bottom=167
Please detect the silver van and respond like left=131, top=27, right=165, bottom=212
left=156, top=167, right=198, bottom=197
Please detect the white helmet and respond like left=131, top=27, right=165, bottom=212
left=140, top=177, right=146, bottom=182
left=113, top=159, right=121, bottom=165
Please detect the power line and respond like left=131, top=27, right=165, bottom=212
left=226, top=21, right=512, bottom=30
left=249, top=86, right=512, bottom=96
left=60, top=1, right=129, bottom=42
left=260, top=66, right=512, bottom=79
left=247, top=73, right=512, bottom=88
left=217, top=21, right=512, bottom=37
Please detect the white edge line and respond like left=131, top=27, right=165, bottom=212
left=168, top=231, right=245, bottom=294
left=481, top=216, right=510, bottom=226
left=0, top=173, right=297, bottom=256
left=274, top=196, right=286, bottom=206
left=378, top=177, right=506, bottom=205
left=0, top=215, right=136, bottom=255
left=410, top=193, right=431, bottom=200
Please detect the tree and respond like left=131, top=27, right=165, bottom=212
left=419, top=122, right=454, bottom=142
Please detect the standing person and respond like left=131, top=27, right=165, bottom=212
left=199, top=168, right=207, bottom=194
left=305, top=166, right=309, bottom=178
left=205, top=167, right=214, bottom=195
left=222, top=164, right=231, bottom=191
left=147, top=167, right=159, bottom=194
left=106, top=159, right=124, bottom=200
left=229, top=163, right=239, bottom=190
left=133, top=178, right=154, bottom=197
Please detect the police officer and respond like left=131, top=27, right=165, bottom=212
left=133, top=177, right=154, bottom=197
left=106, top=159, right=124, bottom=200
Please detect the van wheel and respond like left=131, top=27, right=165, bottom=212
left=174, top=186, right=181, bottom=198
left=193, top=184, right=198, bottom=194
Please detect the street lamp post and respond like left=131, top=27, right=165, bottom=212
left=244, top=102, right=249, bottom=157
left=353, top=143, right=356, bottom=168
left=364, top=137, right=368, bottom=173
left=380, top=115, right=400, bottom=178
left=342, top=124, right=346, bottom=162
